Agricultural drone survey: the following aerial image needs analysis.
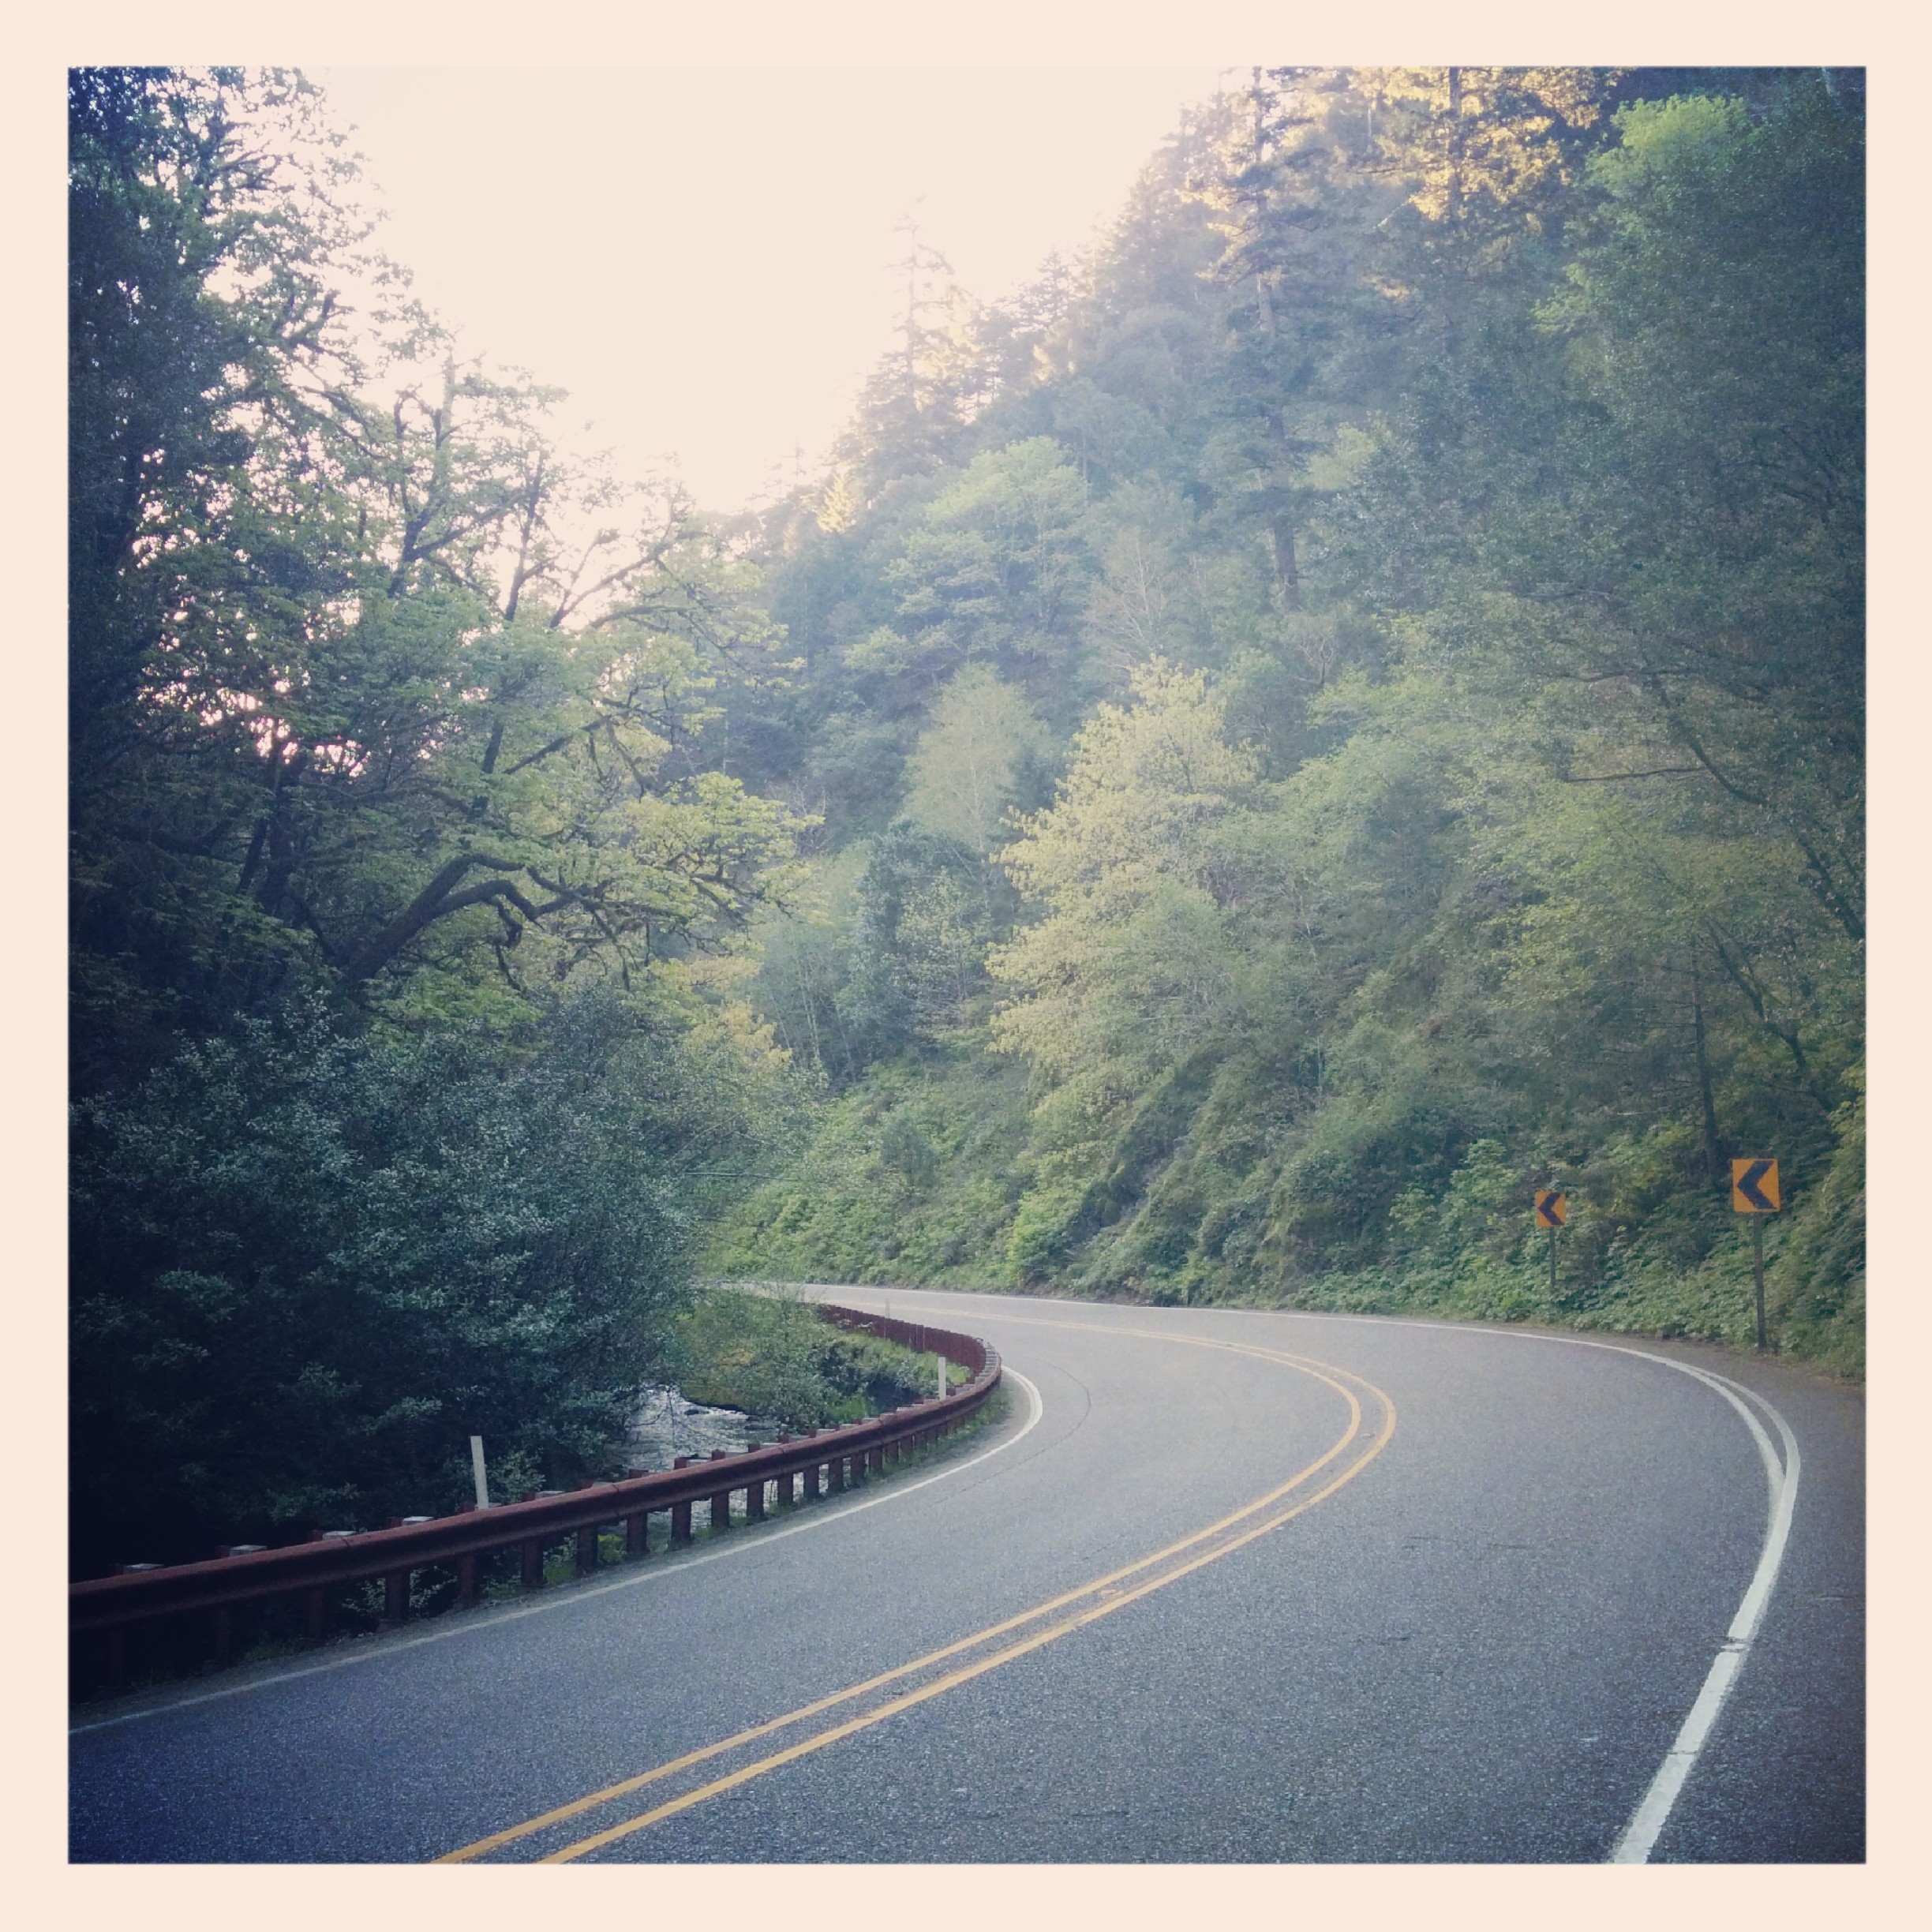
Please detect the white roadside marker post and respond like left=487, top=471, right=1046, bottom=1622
left=937, top=1354, right=947, bottom=1398
left=470, top=1434, right=491, bottom=1509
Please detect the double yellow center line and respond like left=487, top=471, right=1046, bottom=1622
left=438, top=1323, right=1395, bottom=1863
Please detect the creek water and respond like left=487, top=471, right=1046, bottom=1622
left=626, top=1386, right=784, bottom=1471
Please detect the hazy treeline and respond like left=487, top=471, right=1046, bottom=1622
left=703, top=67, right=1863, bottom=1372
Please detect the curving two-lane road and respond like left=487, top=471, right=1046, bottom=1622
left=69, top=1291, right=1863, bottom=1863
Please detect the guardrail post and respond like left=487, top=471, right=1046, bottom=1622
left=570, top=1483, right=600, bottom=1577
left=458, top=1552, right=479, bottom=1606
left=301, top=1531, right=331, bottom=1640
left=624, top=1508, right=648, bottom=1557
left=385, top=1567, right=410, bottom=1623
left=707, top=1448, right=732, bottom=1532
left=671, top=1455, right=694, bottom=1544
left=521, top=1537, right=545, bottom=1592
left=212, top=1605, right=234, bottom=1668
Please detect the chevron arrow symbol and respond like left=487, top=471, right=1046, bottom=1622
left=1735, top=1159, right=1777, bottom=1212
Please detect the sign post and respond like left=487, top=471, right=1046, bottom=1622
left=1533, top=1190, right=1567, bottom=1298
left=469, top=1434, right=491, bottom=1509
left=1731, top=1159, right=1782, bottom=1351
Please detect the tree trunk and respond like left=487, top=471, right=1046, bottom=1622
left=1270, top=515, right=1302, bottom=611
left=1691, top=956, right=1725, bottom=1188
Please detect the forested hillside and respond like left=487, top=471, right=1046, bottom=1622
left=69, top=66, right=1863, bottom=1571
left=700, top=67, right=1865, bottom=1372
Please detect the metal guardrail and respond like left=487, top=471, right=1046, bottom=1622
left=70, top=1305, right=1000, bottom=1694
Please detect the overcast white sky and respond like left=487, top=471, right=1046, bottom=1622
left=314, top=69, right=1226, bottom=513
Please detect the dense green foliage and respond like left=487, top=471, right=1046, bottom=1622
left=70, top=992, right=776, bottom=1572
left=69, top=71, right=800, bottom=1091
left=706, top=67, right=1864, bottom=1374
left=68, top=69, right=803, bottom=1569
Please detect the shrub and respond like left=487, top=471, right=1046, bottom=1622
left=70, top=990, right=772, bottom=1573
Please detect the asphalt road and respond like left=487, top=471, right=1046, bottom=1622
left=68, top=1291, right=1863, bottom=1863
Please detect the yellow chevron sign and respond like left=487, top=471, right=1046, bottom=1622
left=1534, top=1190, right=1567, bottom=1228
left=1732, top=1159, right=1781, bottom=1213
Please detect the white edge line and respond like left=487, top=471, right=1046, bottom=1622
left=69, top=1368, right=1045, bottom=1738
left=1604, top=1357, right=1801, bottom=1863
left=851, top=1290, right=1807, bottom=1866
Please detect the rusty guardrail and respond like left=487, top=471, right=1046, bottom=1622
left=70, top=1305, right=999, bottom=1694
